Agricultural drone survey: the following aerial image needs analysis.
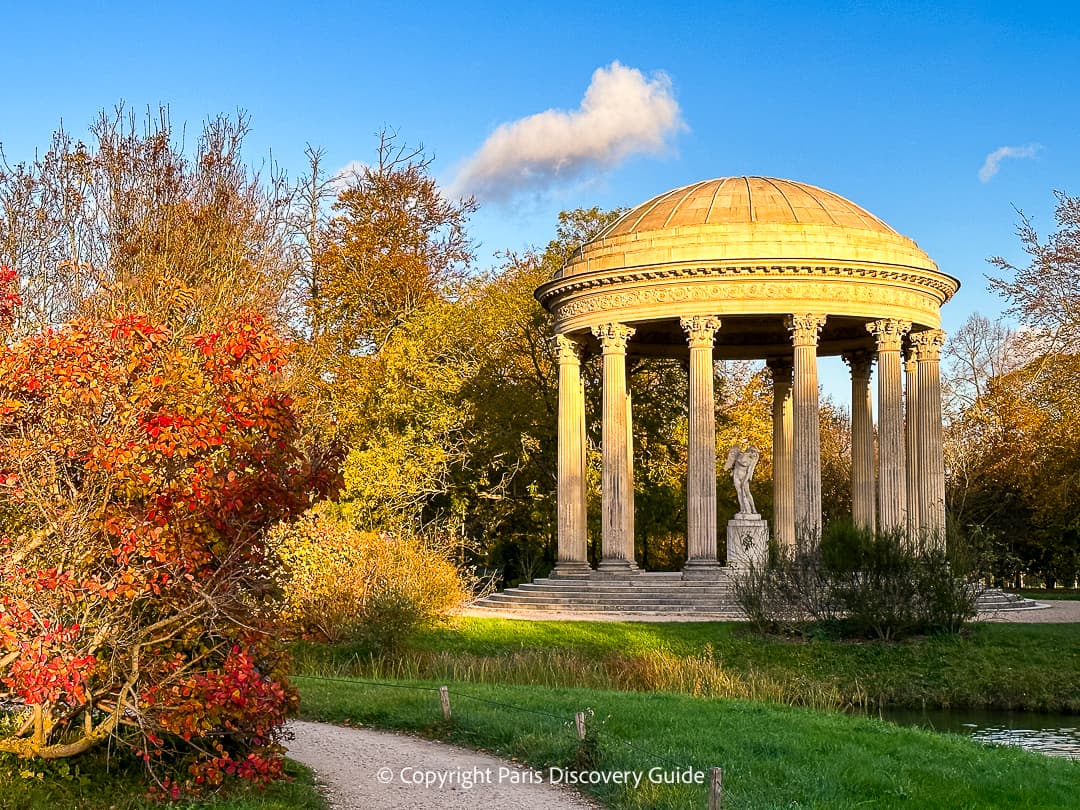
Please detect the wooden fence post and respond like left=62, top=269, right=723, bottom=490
left=708, top=767, right=723, bottom=809
left=439, top=686, right=451, bottom=720
left=575, top=711, right=586, bottom=740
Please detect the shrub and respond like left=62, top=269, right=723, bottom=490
left=272, top=510, right=473, bottom=650
left=0, top=298, right=330, bottom=794
left=735, top=521, right=978, bottom=640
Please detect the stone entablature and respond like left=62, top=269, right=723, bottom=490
left=537, top=263, right=958, bottom=338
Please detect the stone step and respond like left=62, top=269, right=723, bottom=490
left=974, top=587, right=1044, bottom=611
left=518, top=581, right=732, bottom=591
left=479, top=595, right=734, bottom=607
left=510, top=587, right=733, bottom=598
left=470, top=602, right=744, bottom=615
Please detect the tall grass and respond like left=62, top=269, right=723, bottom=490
left=290, top=619, right=1080, bottom=713
left=292, top=644, right=871, bottom=711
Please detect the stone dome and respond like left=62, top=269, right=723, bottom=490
left=558, top=177, right=940, bottom=279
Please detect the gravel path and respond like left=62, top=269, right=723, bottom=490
left=286, top=720, right=600, bottom=810
left=978, top=599, right=1080, bottom=623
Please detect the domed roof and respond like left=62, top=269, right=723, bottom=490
left=559, top=176, right=939, bottom=280
left=596, top=177, right=897, bottom=239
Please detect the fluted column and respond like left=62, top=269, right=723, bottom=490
left=868, top=319, right=911, bottom=533
left=786, top=314, right=827, bottom=542
left=904, top=348, right=920, bottom=541
left=625, top=385, right=635, bottom=550
left=681, top=316, right=722, bottom=572
left=767, top=357, right=795, bottom=551
left=843, top=351, right=876, bottom=532
left=554, top=335, right=590, bottom=577
left=911, top=329, right=947, bottom=544
left=592, top=323, right=637, bottom=573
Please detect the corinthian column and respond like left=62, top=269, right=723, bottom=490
left=554, top=334, right=590, bottom=577
left=681, top=316, right=722, bottom=573
left=767, top=357, right=795, bottom=551
left=625, top=386, right=635, bottom=551
left=904, top=348, right=920, bottom=540
left=911, top=329, right=947, bottom=544
left=843, top=351, right=876, bottom=532
left=867, top=318, right=911, bottom=533
left=592, top=322, right=637, bottom=574
left=786, top=314, right=827, bottom=543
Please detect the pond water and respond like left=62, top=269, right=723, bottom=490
left=878, top=708, right=1080, bottom=759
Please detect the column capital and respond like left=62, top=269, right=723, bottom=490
left=785, top=314, right=827, bottom=347
left=904, top=347, right=919, bottom=375
left=592, top=322, right=635, bottom=353
left=910, top=329, right=946, bottom=362
left=867, top=318, right=912, bottom=351
left=766, top=356, right=794, bottom=386
left=680, top=315, right=722, bottom=348
left=554, top=334, right=585, bottom=364
left=841, top=350, right=874, bottom=378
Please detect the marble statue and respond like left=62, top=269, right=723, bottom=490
left=724, top=444, right=760, bottom=515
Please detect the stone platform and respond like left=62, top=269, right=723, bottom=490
left=470, top=571, right=740, bottom=617
left=470, top=574, right=1042, bottom=619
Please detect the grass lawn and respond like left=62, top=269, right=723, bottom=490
left=0, top=757, right=326, bottom=810
left=1021, top=589, right=1080, bottom=601
left=295, top=675, right=1080, bottom=810
left=290, top=617, right=1080, bottom=712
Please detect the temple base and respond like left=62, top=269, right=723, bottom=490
left=595, top=557, right=640, bottom=577
left=550, top=560, right=593, bottom=579
left=682, top=557, right=723, bottom=580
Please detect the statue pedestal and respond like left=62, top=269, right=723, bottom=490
left=726, top=513, right=769, bottom=569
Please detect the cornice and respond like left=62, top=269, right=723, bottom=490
left=535, top=262, right=960, bottom=309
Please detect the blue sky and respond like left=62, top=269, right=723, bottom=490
left=2, top=0, right=1077, bottom=372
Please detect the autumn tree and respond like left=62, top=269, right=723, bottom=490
left=0, top=107, right=299, bottom=337
left=314, top=131, right=476, bottom=359
left=0, top=274, right=330, bottom=793
left=954, top=191, right=1080, bottom=585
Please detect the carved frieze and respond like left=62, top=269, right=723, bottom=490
left=550, top=275, right=937, bottom=326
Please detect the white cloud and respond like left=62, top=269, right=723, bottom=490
left=978, top=144, right=1041, bottom=183
left=450, top=61, right=685, bottom=202
left=329, top=160, right=368, bottom=194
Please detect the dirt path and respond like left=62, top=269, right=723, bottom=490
left=286, top=720, right=600, bottom=810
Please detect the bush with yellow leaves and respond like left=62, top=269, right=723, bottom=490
left=271, top=509, right=473, bottom=649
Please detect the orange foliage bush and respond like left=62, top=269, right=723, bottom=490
left=272, top=510, right=472, bottom=647
left=0, top=268, right=335, bottom=795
